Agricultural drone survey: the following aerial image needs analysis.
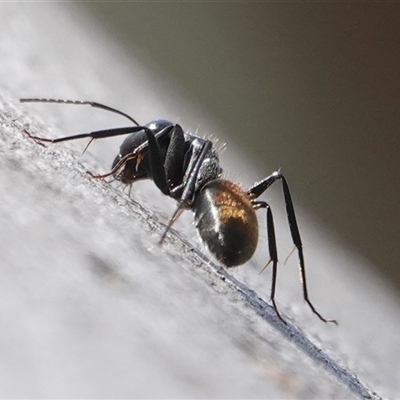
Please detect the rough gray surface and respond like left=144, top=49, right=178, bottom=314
left=0, top=3, right=398, bottom=399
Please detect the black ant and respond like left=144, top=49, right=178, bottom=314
left=20, top=98, right=337, bottom=325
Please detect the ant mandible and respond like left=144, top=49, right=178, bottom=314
left=20, top=98, right=337, bottom=325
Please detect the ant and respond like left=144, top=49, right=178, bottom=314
left=20, top=98, right=337, bottom=325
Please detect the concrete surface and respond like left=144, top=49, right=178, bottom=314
left=0, top=3, right=399, bottom=398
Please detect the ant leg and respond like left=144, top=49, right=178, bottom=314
left=160, top=140, right=212, bottom=244
left=144, top=124, right=187, bottom=195
left=178, top=140, right=212, bottom=205
left=145, top=124, right=204, bottom=200
left=164, top=124, right=186, bottom=187
left=248, top=172, right=338, bottom=324
left=253, top=201, right=286, bottom=324
left=143, top=125, right=176, bottom=196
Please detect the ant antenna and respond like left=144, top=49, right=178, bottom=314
left=20, top=98, right=140, bottom=126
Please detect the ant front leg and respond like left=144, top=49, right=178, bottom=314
left=143, top=124, right=186, bottom=196
left=248, top=171, right=338, bottom=325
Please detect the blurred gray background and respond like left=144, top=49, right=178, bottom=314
left=84, top=2, right=400, bottom=290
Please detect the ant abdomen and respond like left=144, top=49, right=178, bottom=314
left=193, top=179, right=258, bottom=267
